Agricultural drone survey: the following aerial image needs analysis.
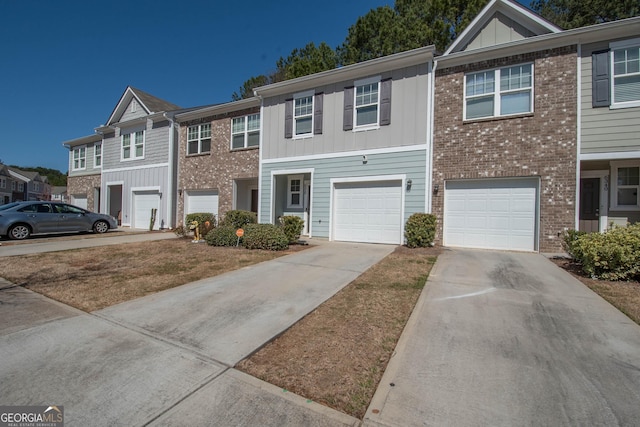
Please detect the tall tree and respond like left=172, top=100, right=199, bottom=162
left=531, top=0, right=640, bottom=29
left=231, top=75, right=271, bottom=101
left=276, top=42, right=338, bottom=80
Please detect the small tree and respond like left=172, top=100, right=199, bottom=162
left=279, top=215, right=305, bottom=243
left=404, top=213, right=437, bottom=248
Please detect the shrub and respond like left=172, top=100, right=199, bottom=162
left=243, top=223, right=289, bottom=251
left=561, top=229, right=587, bottom=260
left=404, top=213, right=437, bottom=248
left=570, top=224, right=640, bottom=280
left=173, top=224, right=187, bottom=237
left=205, top=225, right=241, bottom=247
left=279, top=215, right=305, bottom=243
left=185, top=212, right=216, bottom=238
left=221, top=210, right=257, bottom=229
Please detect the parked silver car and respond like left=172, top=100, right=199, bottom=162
left=0, top=201, right=118, bottom=240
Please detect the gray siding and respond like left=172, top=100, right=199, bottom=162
left=68, top=142, right=103, bottom=177
left=103, top=121, right=170, bottom=170
left=465, top=13, right=534, bottom=51
left=261, top=64, right=430, bottom=160
left=260, top=149, right=427, bottom=239
left=581, top=40, right=640, bottom=155
left=118, top=99, right=148, bottom=122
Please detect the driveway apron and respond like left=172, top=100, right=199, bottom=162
left=0, top=241, right=391, bottom=426
left=364, top=249, right=640, bottom=427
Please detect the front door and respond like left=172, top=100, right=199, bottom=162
left=580, top=178, right=600, bottom=232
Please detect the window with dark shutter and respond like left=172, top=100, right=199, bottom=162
left=592, top=50, right=611, bottom=108
left=284, top=99, right=293, bottom=138
left=313, top=93, right=323, bottom=134
left=380, top=78, right=392, bottom=126
left=343, top=86, right=354, bottom=131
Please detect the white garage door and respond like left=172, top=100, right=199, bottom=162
left=333, top=180, right=403, bottom=244
left=71, top=195, right=87, bottom=210
left=444, top=178, right=538, bottom=252
left=185, top=190, right=219, bottom=219
left=133, top=191, right=160, bottom=230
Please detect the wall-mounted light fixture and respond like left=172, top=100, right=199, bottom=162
left=406, top=179, right=412, bottom=191
left=433, top=184, right=439, bottom=195
left=178, top=189, right=182, bottom=196
left=362, top=155, right=368, bottom=164
left=159, top=192, right=163, bottom=199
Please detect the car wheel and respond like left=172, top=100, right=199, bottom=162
left=93, top=220, right=109, bottom=234
left=8, top=224, right=31, bottom=240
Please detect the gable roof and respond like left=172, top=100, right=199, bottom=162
left=106, top=86, right=181, bottom=126
left=444, top=0, right=561, bottom=55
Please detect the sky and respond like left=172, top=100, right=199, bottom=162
left=0, top=0, right=530, bottom=173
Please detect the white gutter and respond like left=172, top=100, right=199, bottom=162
left=575, top=44, right=582, bottom=230
left=253, top=90, right=264, bottom=224
left=164, top=112, right=176, bottom=229
left=426, top=59, right=436, bottom=213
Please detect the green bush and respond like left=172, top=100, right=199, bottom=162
left=243, top=223, right=289, bottom=251
left=561, top=229, right=587, bottom=260
left=220, top=210, right=257, bottom=229
left=279, top=215, right=305, bottom=243
left=570, top=224, right=640, bottom=280
left=205, top=225, right=241, bottom=247
left=185, top=212, right=216, bottom=237
left=404, top=213, right=437, bottom=248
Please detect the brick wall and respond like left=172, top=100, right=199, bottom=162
left=177, top=107, right=260, bottom=225
left=67, top=174, right=101, bottom=211
left=432, top=46, right=578, bottom=252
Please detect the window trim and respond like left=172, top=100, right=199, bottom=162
left=353, top=76, right=381, bottom=131
left=611, top=160, right=640, bottom=210
left=293, top=90, right=315, bottom=139
left=187, top=123, right=212, bottom=155
left=231, top=113, right=260, bottom=150
left=121, top=130, right=145, bottom=161
left=94, top=143, right=102, bottom=168
left=610, top=38, right=640, bottom=109
left=72, top=145, right=87, bottom=171
left=287, top=175, right=303, bottom=209
left=463, top=63, right=534, bottom=121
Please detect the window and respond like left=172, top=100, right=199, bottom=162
left=0, top=177, right=5, bottom=189
left=612, top=162, right=640, bottom=209
left=18, top=183, right=24, bottom=192
left=122, top=130, right=144, bottom=160
left=465, top=64, right=533, bottom=120
left=95, top=144, right=102, bottom=167
left=187, top=123, right=211, bottom=155
left=611, top=39, right=640, bottom=107
left=294, top=92, right=313, bottom=137
left=287, top=175, right=303, bottom=208
left=11, top=181, right=16, bottom=191
left=355, top=78, right=380, bottom=128
left=73, top=146, right=86, bottom=170
left=34, top=182, right=39, bottom=192
left=231, top=114, right=260, bottom=149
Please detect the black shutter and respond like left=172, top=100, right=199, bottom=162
left=284, top=98, right=293, bottom=138
left=592, top=50, right=611, bottom=108
left=380, top=78, right=392, bottom=126
left=343, top=86, right=354, bottom=131
left=313, top=92, right=323, bottom=135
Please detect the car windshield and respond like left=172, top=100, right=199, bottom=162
left=0, top=202, right=21, bottom=211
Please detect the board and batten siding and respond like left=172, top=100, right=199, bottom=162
left=581, top=40, right=640, bottom=155
left=261, top=64, right=430, bottom=160
left=260, top=148, right=427, bottom=239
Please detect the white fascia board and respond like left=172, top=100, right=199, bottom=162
left=254, top=46, right=435, bottom=98
left=175, top=98, right=261, bottom=123
left=62, top=133, right=102, bottom=148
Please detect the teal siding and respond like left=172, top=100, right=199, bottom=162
left=260, top=149, right=427, bottom=239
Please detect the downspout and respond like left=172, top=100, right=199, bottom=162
left=164, top=112, right=176, bottom=229
left=95, top=129, right=106, bottom=214
left=575, top=44, right=582, bottom=231
left=427, top=57, right=438, bottom=214
left=254, top=91, right=264, bottom=224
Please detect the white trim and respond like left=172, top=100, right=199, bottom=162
left=353, top=76, right=382, bottom=131
left=269, top=168, right=315, bottom=230
left=575, top=44, right=582, bottom=229
left=121, top=130, right=145, bottom=161
left=581, top=170, right=609, bottom=232
left=261, top=144, right=427, bottom=165
left=257, top=101, right=264, bottom=223
left=610, top=160, right=640, bottom=210
left=610, top=38, right=640, bottom=109
left=287, top=175, right=304, bottom=209
left=580, top=151, right=640, bottom=161
left=293, top=90, right=315, bottom=139
left=329, top=174, right=406, bottom=243
left=72, top=145, right=87, bottom=171
left=102, top=162, right=169, bottom=173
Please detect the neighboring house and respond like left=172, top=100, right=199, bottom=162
left=174, top=97, right=261, bottom=225
left=51, top=186, right=68, bottom=203
left=64, top=133, right=102, bottom=211
left=430, top=0, right=639, bottom=253
left=7, top=167, right=51, bottom=202
left=65, top=86, right=185, bottom=229
left=254, top=46, right=435, bottom=244
left=0, top=164, right=13, bottom=204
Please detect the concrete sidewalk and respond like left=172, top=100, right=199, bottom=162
left=364, top=249, right=640, bottom=427
left=0, top=240, right=393, bottom=426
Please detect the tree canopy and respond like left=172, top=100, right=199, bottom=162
left=9, top=165, right=67, bottom=186
left=531, top=0, right=640, bottom=29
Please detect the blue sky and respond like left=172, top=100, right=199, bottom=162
left=0, top=0, right=530, bottom=173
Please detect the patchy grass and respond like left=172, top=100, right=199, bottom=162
left=553, top=258, right=640, bottom=325
left=236, top=245, right=441, bottom=419
left=0, top=238, right=305, bottom=312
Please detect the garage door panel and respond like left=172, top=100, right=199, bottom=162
left=333, top=180, right=402, bottom=244
left=444, top=179, right=538, bottom=252
left=134, top=192, right=160, bottom=230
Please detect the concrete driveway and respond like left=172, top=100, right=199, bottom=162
left=365, top=249, right=640, bottom=427
left=0, top=241, right=393, bottom=426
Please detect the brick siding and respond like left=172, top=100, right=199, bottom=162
left=432, top=46, right=578, bottom=252
left=67, top=174, right=101, bottom=212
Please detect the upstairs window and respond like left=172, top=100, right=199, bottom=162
left=73, top=146, right=86, bottom=170
left=343, top=77, right=390, bottom=131
left=355, top=80, right=379, bottom=127
left=465, top=64, right=533, bottom=120
left=231, top=114, right=260, bottom=149
left=94, top=144, right=102, bottom=167
left=11, top=181, right=16, bottom=191
left=18, top=183, right=24, bottom=192
left=0, top=177, right=6, bottom=189
left=122, top=130, right=144, bottom=160
left=34, top=182, right=40, bottom=192
left=286, top=92, right=323, bottom=138
left=294, top=91, right=314, bottom=137
left=612, top=39, right=640, bottom=107
left=187, top=123, right=212, bottom=155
